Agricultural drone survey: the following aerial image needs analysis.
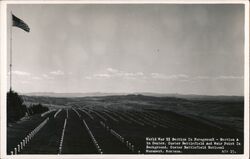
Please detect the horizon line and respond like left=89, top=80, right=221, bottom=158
left=15, top=91, right=244, bottom=97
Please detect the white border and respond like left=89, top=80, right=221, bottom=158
left=0, top=0, right=249, bottom=159
left=0, top=1, right=7, bottom=158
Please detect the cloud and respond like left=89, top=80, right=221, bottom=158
left=216, top=76, right=243, bottom=80
left=107, top=68, right=145, bottom=78
left=195, top=76, right=211, bottom=80
left=85, top=76, right=92, bottom=80
left=87, top=69, right=192, bottom=81
left=12, top=70, right=31, bottom=76
left=42, top=74, right=54, bottom=80
left=29, top=74, right=54, bottom=80
left=119, top=72, right=144, bottom=77
left=118, top=72, right=145, bottom=79
left=194, top=75, right=243, bottom=80
left=11, top=70, right=56, bottom=82
left=112, top=70, right=145, bottom=79
left=120, top=72, right=134, bottom=77
left=107, top=68, right=119, bottom=73
left=50, top=70, right=64, bottom=75
left=93, top=73, right=111, bottom=79
left=32, top=76, right=42, bottom=80
left=136, top=72, right=144, bottom=76
left=151, top=73, right=189, bottom=79
left=85, top=68, right=146, bottom=80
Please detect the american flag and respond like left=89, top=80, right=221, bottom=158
left=12, top=14, right=30, bottom=32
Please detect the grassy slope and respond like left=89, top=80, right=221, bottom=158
left=22, top=94, right=244, bottom=132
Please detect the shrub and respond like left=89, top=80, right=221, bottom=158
left=28, top=103, right=49, bottom=115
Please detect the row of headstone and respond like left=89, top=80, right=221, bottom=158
left=58, top=118, right=67, bottom=154
left=103, top=109, right=129, bottom=123
left=110, top=129, right=124, bottom=143
left=111, top=110, right=132, bottom=124
left=66, top=109, right=68, bottom=118
left=10, top=117, right=50, bottom=155
left=100, top=121, right=141, bottom=154
left=148, top=111, right=186, bottom=129
left=83, top=120, right=103, bottom=154
left=41, top=109, right=55, bottom=117
left=54, top=109, right=62, bottom=118
left=100, top=121, right=105, bottom=128
left=90, top=110, right=107, bottom=121
left=102, top=112, right=119, bottom=122
left=79, top=109, right=94, bottom=120
left=72, top=108, right=81, bottom=118
left=137, top=111, right=168, bottom=128
left=99, top=121, right=111, bottom=133
left=126, top=112, right=145, bottom=126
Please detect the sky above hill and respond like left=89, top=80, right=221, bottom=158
left=7, top=4, right=244, bottom=95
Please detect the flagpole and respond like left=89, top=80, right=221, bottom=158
left=10, top=11, right=12, bottom=91
left=9, top=13, right=30, bottom=92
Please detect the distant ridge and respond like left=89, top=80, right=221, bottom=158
left=136, top=92, right=244, bottom=101
left=22, top=92, right=127, bottom=98
left=21, top=92, right=243, bottom=102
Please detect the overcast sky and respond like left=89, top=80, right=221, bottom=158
left=7, top=4, right=244, bottom=95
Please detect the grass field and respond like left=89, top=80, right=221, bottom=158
left=7, top=94, right=244, bottom=154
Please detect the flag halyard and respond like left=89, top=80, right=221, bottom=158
left=12, top=14, right=30, bottom=32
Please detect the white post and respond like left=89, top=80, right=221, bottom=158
left=25, top=137, right=27, bottom=144
left=20, top=142, right=23, bottom=149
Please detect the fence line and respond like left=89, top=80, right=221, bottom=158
left=10, top=117, right=50, bottom=155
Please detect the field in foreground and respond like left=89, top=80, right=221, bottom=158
left=7, top=94, right=244, bottom=154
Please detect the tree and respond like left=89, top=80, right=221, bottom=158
left=28, top=103, right=49, bottom=115
left=7, top=90, right=27, bottom=122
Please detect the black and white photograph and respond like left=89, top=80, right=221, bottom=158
left=0, top=0, right=249, bottom=158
